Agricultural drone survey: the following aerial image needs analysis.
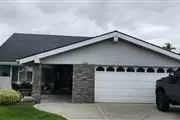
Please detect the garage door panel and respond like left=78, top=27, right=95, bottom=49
left=95, top=72, right=167, bottom=82
left=95, top=95, right=155, bottom=103
left=95, top=79, right=157, bottom=82
left=95, top=88, right=155, bottom=96
left=95, top=81, right=155, bottom=88
left=95, top=69, right=168, bottom=103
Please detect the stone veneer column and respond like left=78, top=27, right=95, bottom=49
left=72, top=64, right=95, bottom=103
left=32, top=64, right=42, bottom=103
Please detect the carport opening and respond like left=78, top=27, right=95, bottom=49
left=41, top=64, right=73, bottom=103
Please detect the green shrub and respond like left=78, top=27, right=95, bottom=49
left=0, top=89, right=21, bottom=105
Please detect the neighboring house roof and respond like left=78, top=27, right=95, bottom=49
left=18, top=30, right=180, bottom=64
left=0, top=33, right=91, bottom=62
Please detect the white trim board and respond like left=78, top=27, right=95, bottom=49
left=18, top=31, right=180, bottom=64
left=0, top=62, right=19, bottom=65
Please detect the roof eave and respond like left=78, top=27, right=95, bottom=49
left=18, top=31, right=180, bottom=64
left=0, top=62, right=19, bottom=65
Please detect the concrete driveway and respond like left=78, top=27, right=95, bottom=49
left=34, top=103, right=180, bottom=120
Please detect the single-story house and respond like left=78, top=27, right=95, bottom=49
left=0, top=30, right=180, bottom=103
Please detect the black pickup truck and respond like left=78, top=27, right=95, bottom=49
left=156, top=68, right=180, bottom=112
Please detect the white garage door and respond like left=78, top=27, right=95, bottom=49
left=95, top=66, right=172, bottom=103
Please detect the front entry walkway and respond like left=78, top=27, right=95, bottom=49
left=34, top=103, right=180, bottom=120
left=41, top=95, right=71, bottom=103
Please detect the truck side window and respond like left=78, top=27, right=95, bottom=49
left=174, top=69, right=180, bottom=77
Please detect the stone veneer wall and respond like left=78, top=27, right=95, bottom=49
left=72, top=64, right=95, bottom=103
left=32, top=64, right=42, bottom=103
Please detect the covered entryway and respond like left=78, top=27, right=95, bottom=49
left=41, top=64, right=73, bottom=103
left=95, top=66, right=171, bottom=103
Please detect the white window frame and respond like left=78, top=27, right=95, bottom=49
left=17, top=66, right=34, bottom=84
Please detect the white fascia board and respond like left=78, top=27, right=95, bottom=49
left=117, top=33, right=180, bottom=61
left=18, top=32, right=118, bottom=64
left=0, top=62, right=19, bottom=65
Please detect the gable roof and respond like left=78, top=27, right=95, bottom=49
left=18, top=30, right=180, bottom=64
left=0, top=30, right=180, bottom=64
left=0, top=33, right=91, bottom=62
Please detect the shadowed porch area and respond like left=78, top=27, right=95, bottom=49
left=41, top=64, right=73, bottom=103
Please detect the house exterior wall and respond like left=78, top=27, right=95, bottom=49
left=0, top=65, right=12, bottom=89
left=41, top=39, right=180, bottom=67
left=0, top=77, right=11, bottom=89
left=72, top=64, right=95, bottom=103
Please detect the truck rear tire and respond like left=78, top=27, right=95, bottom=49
left=156, top=90, right=170, bottom=112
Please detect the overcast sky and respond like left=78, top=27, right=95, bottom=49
left=0, top=0, right=180, bottom=52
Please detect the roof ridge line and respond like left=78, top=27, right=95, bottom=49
left=13, top=32, right=92, bottom=38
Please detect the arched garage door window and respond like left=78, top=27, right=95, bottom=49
left=116, top=67, right=125, bottom=72
left=106, top=67, right=115, bottom=72
left=126, top=67, right=135, bottom=72
left=96, top=66, right=105, bottom=71
left=137, top=67, right=145, bottom=72
left=147, top=67, right=155, bottom=73
left=167, top=68, right=174, bottom=73
left=157, top=68, right=165, bottom=73
left=96, top=66, right=171, bottom=73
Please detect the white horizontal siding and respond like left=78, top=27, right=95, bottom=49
left=41, top=40, right=180, bottom=67
left=0, top=77, right=11, bottom=89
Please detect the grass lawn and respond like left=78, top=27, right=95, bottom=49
left=0, top=104, right=67, bottom=120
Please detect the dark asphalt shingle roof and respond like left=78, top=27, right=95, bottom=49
left=0, top=33, right=91, bottom=62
